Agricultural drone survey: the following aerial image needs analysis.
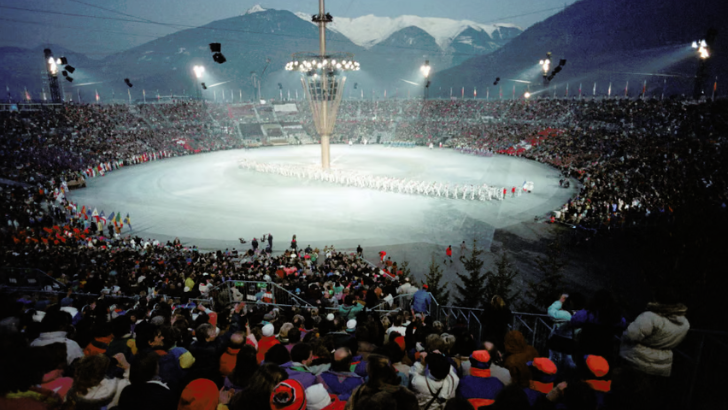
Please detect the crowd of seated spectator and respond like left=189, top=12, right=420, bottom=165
left=1, top=96, right=718, bottom=410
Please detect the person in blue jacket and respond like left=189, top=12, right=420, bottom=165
left=411, top=284, right=431, bottom=314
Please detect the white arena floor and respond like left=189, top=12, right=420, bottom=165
left=68, top=145, right=577, bottom=254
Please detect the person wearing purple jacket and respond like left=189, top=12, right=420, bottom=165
left=318, top=347, right=364, bottom=400
left=570, top=290, right=627, bottom=362
left=279, top=343, right=317, bottom=389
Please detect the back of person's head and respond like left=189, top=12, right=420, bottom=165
left=265, top=344, right=292, bottom=365
left=491, top=384, right=530, bottom=410
left=393, top=315, right=403, bottom=327
left=290, top=343, right=313, bottom=363
left=73, top=354, right=110, bottom=395
left=331, top=347, right=352, bottom=372
left=231, top=344, right=259, bottom=387
left=491, top=295, right=506, bottom=309
left=111, top=316, right=131, bottom=339
left=426, top=353, right=451, bottom=381
left=230, top=364, right=287, bottom=410
left=425, top=333, right=444, bottom=353
left=588, top=290, right=621, bottom=325
left=344, top=295, right=354, bottom=306
left=443, top=397, right=475, bottom=410
left=40, top=309, right=71, bottom=333
left=196, top=323, right=215, bottom=342
left=0, top=347, right=46, bottom=395
left=130, top=351, right=159, bottom=385
left=366, top=354, right=398, bottom=387
left=135, top=322, right=159, bottom=349
left=288, top=328, right=301, bottom=344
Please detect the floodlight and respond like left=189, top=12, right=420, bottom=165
left=524, top=92, right=531, bottom=99
left=420, top=60, right=431, bottom=78
left=193, top=65, right=205, bottom=78
left=692, top=41, right=699, bottom=49
left=48, top=58, right=58, bottom=75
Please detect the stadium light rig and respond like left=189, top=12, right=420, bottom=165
left=285, top=57, right=360, bottom=75
left=420, top=60, right=431, bottom=78
left=540, top=52, right=552, bottom=75
left=524, top=92, right=532, bottom=99
left=692, top=40, right=710, bottom=59
left=193, top=65, right=205, bottom=79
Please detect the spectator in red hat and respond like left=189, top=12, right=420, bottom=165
left=522, top=358, right=558, bottom=407
left=456, top=350, right=504, bottom=408
left=270, top=379, right=306, bottom=410
left=580, top=355, right=610, bottom=409
left=178, top=378, right=227, bottom=410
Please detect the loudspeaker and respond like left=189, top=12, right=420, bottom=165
left=201, top=83, right=207, bottom=90
left=62, top=71, right=68, bottom=77
left=209, top=43, right=221, bottom=53
left=124, top=79, right=133, bottom=88
left=65, top=65, right=75, bottom=74
left=213, top=53, right=226, bottom=64
left=65, top=77, right=73, bottom=82
left=59, top=57, right=68, bottom=65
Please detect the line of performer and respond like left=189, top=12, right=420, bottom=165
left=238, top=159, right=523, bottom=202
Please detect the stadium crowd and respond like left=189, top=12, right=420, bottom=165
left=0, top=96, right=719, bottom=410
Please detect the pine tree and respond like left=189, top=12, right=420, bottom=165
left=399, top=260, right=412, bottom=281
left=454, top=239, right=488, bottom=308
left=524, top=241, right=567, bottom=312
left=485, top=251, right=520, bottom=306
left=424, top=254, right=450, bottom=305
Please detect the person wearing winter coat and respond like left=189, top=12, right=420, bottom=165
left=619, top=301, right=689, bottom=377
left=66, top=354, right=130, bottom=410
left=317, top=348, right=364, bottom=400
left=456, top=350, right=504, bottom=408
left=30, top=310, right=84, bottom=366
left=502, top=330, right=539, bottom=387
left=411, top=286, right=432, bottom=314
left=409, top=352, right=459, bottom=410
left=117, top=351, right=176, bottom=410
left=345, top=354, right=418, bottom=410
left=338, top=296, right=363, bottom=321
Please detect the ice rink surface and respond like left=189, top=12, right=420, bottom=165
left=68, top=145, right=577, bottom=252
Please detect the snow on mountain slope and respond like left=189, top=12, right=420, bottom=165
left=243, top=5, right=267, bottom=15
left=294, top=11, right=520, bottom=50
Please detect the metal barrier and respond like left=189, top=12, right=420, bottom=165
left=214, top=280, right=313, bottom=308
left=670, top=329, right=728, bottom=410
left=510, top=312, right=554, bottom=353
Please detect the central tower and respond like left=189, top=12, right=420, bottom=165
left=286, top=0, right=359, bottom=169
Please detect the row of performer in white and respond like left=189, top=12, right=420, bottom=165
left=238, top=159, right=520, bottom=202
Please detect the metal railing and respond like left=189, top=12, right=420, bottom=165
left=214, top=280, right=313, bottom=308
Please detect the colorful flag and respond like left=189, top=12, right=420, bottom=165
left=115, top=212, right=121, bottom=225
left=108, top=212, right=115, bottom=224
left=92, top=208, right=99, bottom=222
left=124, top=214, right=131, bottom=230
left=95, top=89, right=99, bottom=102
left=474, top=87, right=477, bottom=98
left=642, top=80, right=647, bottom=98
left=624, top=81, right=629, bottom=97
left=80, top=205, right=86, bottom=218
left=593, top=82, right=597, bottom=96
left=486, top=87, right=489, bottom=100
left=461, top=87, right=464, bottom=99
left=99, top=211, right=107, bottom=225
left=24, top=87, right=31, bottom=101
left=608, top=82, right=612, bottom=97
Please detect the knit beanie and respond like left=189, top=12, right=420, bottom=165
left=270, top=379, right=306, bottom=410
left=178, top=379, right=219, bottom=410
left=304, top=384, right=331, bottom=410
left=262, top=323, right=275, bottom=337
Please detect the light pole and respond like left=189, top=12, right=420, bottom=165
left=285, top=0, right=360, bottom=169
left=692, top=39, right=711, bottom=99
left=420, top=60, right=431, bottom=100
left=539, top=52, right=551, bottom=88
left=193, top=65, right=205, bottom=103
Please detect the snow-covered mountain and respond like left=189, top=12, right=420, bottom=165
left=292, top=11, right=520, bottom=51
